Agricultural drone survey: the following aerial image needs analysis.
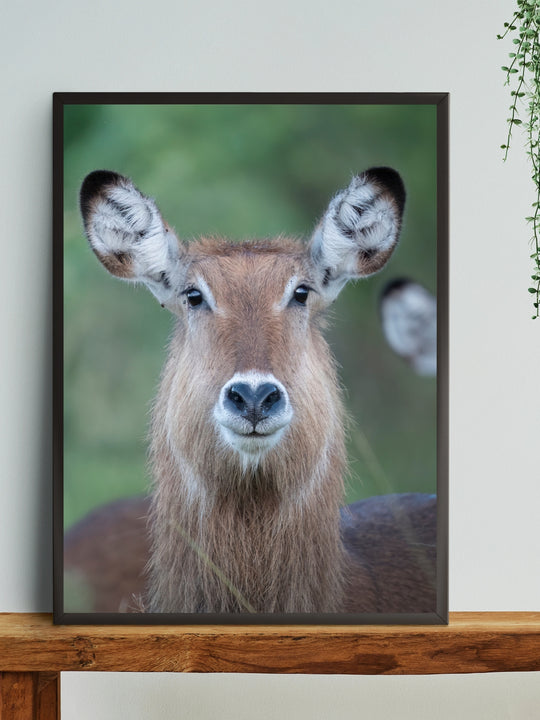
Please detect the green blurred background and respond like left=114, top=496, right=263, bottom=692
left=63, top=101, right=437, bottom=530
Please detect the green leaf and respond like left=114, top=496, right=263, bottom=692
left=528, top=287, right=537, bottom=293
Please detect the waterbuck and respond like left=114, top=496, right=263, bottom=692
left=65, top=168, right=437, bottom=615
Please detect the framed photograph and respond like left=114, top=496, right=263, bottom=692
left=53, top=92, right=448, bottom=624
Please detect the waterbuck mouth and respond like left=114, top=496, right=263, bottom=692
left=216, top=423, right=289, bottom=458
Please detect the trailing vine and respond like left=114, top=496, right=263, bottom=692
left=498, top=0, right=540, bottom=319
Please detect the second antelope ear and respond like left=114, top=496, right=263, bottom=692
left=380, top=279, right=437, bottom=376
left=309, top=168, right=405, bottom=302
left=80, top=170, right=185, bottom=308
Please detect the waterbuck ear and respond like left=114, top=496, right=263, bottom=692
left=380, top=279, right=437, bottom=376
left=79, top=170, right=185, bottom=308
left=309, top=167, right=405, bottom=302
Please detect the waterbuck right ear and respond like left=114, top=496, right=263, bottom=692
left=309, top=168, right=405, bottom=302
left=80, top=170, right=185, bottom=308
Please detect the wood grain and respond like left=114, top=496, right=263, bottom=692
left=0, top=613, right=539, bottom=675
left=0, top=673, right=37, bottom=720
left=0, top=672, right=59, bottom=720
left=36, top=674, right=59, bottom=720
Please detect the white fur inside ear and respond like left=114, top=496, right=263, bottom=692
left=87, top=180, right=183, bottom=306
left=88, top=184, right=163, bottom=257
left=310, top=173, right=401, bottom=297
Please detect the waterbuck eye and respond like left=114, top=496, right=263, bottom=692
left=293, top=285, right=310, bottom=305
left=185, top=288, right=203, bottom=307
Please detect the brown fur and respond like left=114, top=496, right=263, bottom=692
left=97, top=250, right=134, bottom=278
left=64, top=496, right=150, bottom=612
left=146, top=238, right=348, bottom=613
left=66, top=169, right=437, bottom=616
left=64, top=492, right=437, bottom=614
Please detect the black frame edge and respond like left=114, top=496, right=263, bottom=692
left=52, top=93, right=65, bottom=623
left=436, top=93, right=450, bottom=625
left=57, top=611, right=446, bottom=626
left=53, top=91, right=449, bottom=627
left=53, top=91, right=448, bottom=106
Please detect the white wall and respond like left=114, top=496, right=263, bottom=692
left=1, top=0, right=539, bottom=717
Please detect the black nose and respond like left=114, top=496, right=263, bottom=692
left=225, top=382, right=283, bottom=427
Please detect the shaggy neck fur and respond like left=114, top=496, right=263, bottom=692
left=146, top=334, right=348, bottom=615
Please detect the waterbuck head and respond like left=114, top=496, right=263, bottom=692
left=80, top=168, right=405, bottom=492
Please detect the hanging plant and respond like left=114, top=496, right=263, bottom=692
left=498, top=0, right=540, bottom=319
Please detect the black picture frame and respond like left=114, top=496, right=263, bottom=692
left=53, top=92, right=448, bottom=625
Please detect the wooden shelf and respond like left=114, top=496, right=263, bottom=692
left=1, top=612, right=539, bottom=675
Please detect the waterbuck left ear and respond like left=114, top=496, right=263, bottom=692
left=80, top=170, right=186, bottom=309
left=309, top=167, right=405, bottom=301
